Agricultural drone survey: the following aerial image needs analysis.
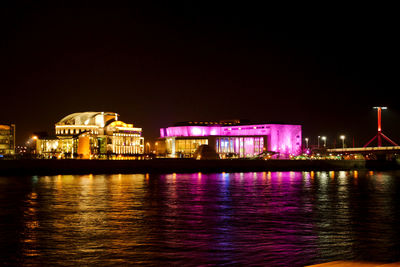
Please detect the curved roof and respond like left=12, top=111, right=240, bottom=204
left=56, top=112, right=117, bottom=126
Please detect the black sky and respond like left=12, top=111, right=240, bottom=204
left=1, top=4, right=399, bottom=146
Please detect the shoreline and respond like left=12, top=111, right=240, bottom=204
left=1, top=159, right=399, bottom=176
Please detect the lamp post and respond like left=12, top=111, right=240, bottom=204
left=31, top=136, right=38, bottom=156
left=321, top=136, right=326, bottom=147
left=340, top=135, right=345, bottom=149
left=318, top=136, right=320, bottom=148
left=305, top=138, right=309, bottom=149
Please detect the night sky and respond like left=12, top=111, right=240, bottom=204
left=1, top=4, right=399, bottom=147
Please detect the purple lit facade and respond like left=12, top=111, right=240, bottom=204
left=159, top=123, right=302, bottom=158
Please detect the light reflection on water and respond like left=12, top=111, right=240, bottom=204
left=0, top=171, right=399, bottom=266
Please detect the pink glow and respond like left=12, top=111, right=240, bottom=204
left=160, top=124, right=302, bottom=156
left=161, top=126, right=223, bottom=137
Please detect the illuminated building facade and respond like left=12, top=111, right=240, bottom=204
left=0, top=124, right=15, bottom=157
left=38, top=112, right=144, bottom=159
left=159, top=120, right=302, bottom=158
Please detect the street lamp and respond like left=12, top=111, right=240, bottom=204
left=30, top=135, right=38, bottom=156
left=340, top=135, right=345, bottom=149
left=321, top=136, right=327, bottom=147
left=305, top=138, right=309, bottom=149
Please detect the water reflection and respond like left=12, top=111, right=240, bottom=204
left=0, top=171, right=399, bottom=266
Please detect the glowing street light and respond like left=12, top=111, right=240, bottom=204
left=28, top=135, right=38, bottom=155
left=340, top=135, right=345, bottom=149
left=321, top=136, right=327, bottom=147
left=305, top=138, right=309, bottom=148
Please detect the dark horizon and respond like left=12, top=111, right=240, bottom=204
left=1, top=5, right=399, bottom=146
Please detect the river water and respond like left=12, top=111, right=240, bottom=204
left=0, top=171, right=399, bottom=266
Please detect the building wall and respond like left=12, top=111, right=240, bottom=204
left=77, top=136, right=90, bottom=159
left=37, top=139, right=62, bottom=158
left=172, top=138, right=208, bottom=157
left=268, top=124, right=302, bottom=156
left=215, top=136, right=266, bottom=157
left=160, top=123, right=302, bottom=158
left=0, top=124, right=15, bottom=156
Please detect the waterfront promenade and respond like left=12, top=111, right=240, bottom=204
left=1, top=158, right=398, bottom=175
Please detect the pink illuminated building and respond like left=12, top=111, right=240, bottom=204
left=159, top=120, right=302, bottom=158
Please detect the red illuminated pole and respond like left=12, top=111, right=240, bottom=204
left=364, top=107, right=398, bottom=147
left=377, top=107, right=382, bottom=147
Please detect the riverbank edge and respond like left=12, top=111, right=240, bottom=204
left=1, top=159, right=399, bottom=176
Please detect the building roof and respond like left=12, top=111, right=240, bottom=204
left=0, top=124, right=15, bottom=130
left=173, top=119, right=299, bottom=127
left=173, top=119, right=246, bottom=127
left=0, top=125, right=11, bottom=130
left=56, top=112, right=117, bottom=126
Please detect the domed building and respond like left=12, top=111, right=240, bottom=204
left=38, top=112, right=144, bottom=159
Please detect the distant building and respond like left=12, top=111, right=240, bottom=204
left=0, top=124, right=15, bottom=157
left=37, top=112, right=144, bottom=159
left=15, top=145, right=28, bottom=155
left=158, top=120, right=302, bottom=158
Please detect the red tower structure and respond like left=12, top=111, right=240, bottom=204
left=364, top=107, right=398, bottom=147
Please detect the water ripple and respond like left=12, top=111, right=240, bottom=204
left=0, top=171, right=399, bottom=266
